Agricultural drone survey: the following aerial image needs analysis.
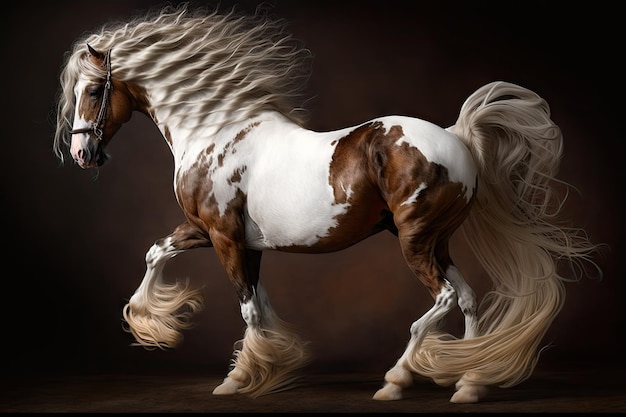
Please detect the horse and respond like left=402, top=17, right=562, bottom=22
left=53, top=4, right=602, bottom=404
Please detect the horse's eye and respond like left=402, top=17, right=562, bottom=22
left=88, top=86, right=103, bottom=98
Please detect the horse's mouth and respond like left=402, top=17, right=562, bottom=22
left=74, top=143, right=109, bottom=169
left=95, top=144, right=109, bottom=166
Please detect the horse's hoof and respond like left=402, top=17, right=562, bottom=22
left=212, top=377, right=243, bottom=395
left=372, top=382, right=403, bottom=401
left=449, top=384, right=488, bottom=403
left=384, top=367, right=413, bottom=387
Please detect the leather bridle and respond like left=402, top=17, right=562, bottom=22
left=70, top=49, right=112, bottom=141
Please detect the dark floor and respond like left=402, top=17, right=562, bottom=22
left=2, top=362, right=625, bottom=413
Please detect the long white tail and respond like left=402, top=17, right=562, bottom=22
left=407, top=81, right=603, bottom=388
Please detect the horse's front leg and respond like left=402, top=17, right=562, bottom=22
left=210, top=229, right=311, bottom=398
left=122, top=222, right=211, bottom=349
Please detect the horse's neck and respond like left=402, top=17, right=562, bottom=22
left=156, top=109, right=292, bottom=165
left=149, top=103, right=247, bottom=159
left=138, top=78, right=299, bottom=164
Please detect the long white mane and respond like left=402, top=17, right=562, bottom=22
left=53, top=3, right=312, bottom=162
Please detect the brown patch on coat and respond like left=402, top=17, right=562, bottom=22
left=293, top=121, right=473, bottom=297
left=383, top=135, right=473, bottom=297
left=174, top=134, right=255, bottom=301
left=228, top=166, right=247, bottom=185
left=75, top=71, right=151, bottom=150
left=176, top=157, right=254, bottom=300
left=235, top=121, right=261, bottom=142
left=216, top=122, right=258, bottom=167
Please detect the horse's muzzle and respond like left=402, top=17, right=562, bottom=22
left=72, top=141, right=108, bottom=168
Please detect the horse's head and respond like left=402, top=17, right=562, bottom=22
left=69, top=45, right=134, bottom=168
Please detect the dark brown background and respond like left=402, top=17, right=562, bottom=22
left=2, top=0, right=622, bottom=384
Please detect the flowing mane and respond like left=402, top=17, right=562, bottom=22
left=54, top=3, right=311, bottom=163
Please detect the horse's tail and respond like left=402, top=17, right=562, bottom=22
left=408, top=81, right=603, bottom=388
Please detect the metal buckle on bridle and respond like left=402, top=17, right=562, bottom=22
left=70, top=49, right=112, bottom=142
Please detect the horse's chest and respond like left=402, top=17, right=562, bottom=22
left=174, top=148, right=247, bottom=221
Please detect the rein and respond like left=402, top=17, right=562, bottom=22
left=70, top=49, right=112, bottom=141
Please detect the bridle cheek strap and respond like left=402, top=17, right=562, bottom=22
left=70, top=49, right=112, bottom=141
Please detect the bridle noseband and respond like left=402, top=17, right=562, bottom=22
left=70, top=49, right=112, bottom=141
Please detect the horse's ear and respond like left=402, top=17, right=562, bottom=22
left=86, top=44, right=105, bottom=60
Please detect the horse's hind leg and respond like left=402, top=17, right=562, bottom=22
left=122, top=222, right=210, bottom=348
left=433, top=245, right=487, bottom=403
left=435, top=261, right=487, bottom=403
left=373, top=219, right=481, bottom=401
left=445, top=264, right=478, bottom=339
left=373, top=237, right=459, bottom=401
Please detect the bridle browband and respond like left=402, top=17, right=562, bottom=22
left=69, top=49, right=112, bottom=141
